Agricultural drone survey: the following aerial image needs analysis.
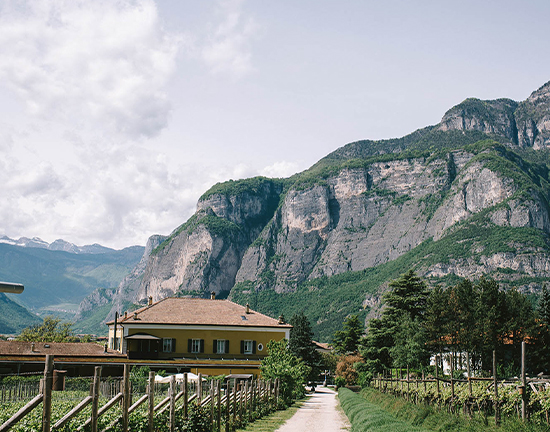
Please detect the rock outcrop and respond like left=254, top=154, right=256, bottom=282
left=438, top=81, right=550, bottom=149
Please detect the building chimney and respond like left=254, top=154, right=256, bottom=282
left=31, top=342, right=35, bottom=352
left=124, top=311, right=128, bottom=319
left=210, top=291, right=216, bottom=300
left=104, top=343, right=108, bottom=353
left=278, top=314, right=285, bottom=324
left=133, top=312, right=138, bottom=320
left=148, top=296, right=153, bottom=306
left=246, top=303, right=250, bottom=314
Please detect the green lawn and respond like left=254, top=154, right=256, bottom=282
left=235, top=399, right=305, bottom=432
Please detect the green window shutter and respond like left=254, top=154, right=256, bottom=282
left=225, top=340, right=229, bottom=354
left=188, top=339, right=192, bottom=353
left=200, top=339, right=205, bottom=353
left=252, top=341, right=257, bottom=354
left=240, top=340, right=244, bottom=354
left=213, top=339, right=218, bottom=354
left=172, top=338, right=176, bottom=352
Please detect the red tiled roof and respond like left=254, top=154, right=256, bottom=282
left=0, top=341, right=124, bottom=357
left=108, top=298, right=292, bottom=328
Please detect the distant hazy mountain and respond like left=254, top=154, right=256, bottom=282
left=0, top=235, right=116, bottom=254
left=0, top=239, right=144, bottom=333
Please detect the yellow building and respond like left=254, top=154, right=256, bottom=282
left=106, top=296, right=291, bottom=376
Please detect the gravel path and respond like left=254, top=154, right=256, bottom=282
left=275, top=387, right=350, bottom=432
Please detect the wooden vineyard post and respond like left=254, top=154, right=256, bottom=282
left=493, top=351, right=500, bottom=426
left=450, top=353, right=455, bottom=400
left=42, top=355, right=54, bottom=432
left=199, top=373, right=204, bottom=406
left=466, top=352, right=472, bottom=417
left=225, top=379, right=230, bottom=432
left=239, top=381, right=244, bottom=420
left=406, top=366, right=410, bottom=401
left=122, top=364, right=130, bottom=432
left=435, top=356, right=440, bottom=398
left=90, top=366, right=102, bottom=432
left=244, top=381, right=249, bottom=421
left=275, top=378, right=279, bottom=405
left=169, top=375, right=176, bottom=432
left=183, top=373, right=188, bottom=419
left=217, top=379, right=222, bottom=432
left=231, top=382, right=237, bottom=429
left=521, top=341, right=527, bottom=421
left=249, top=380, right=253, bottom=419
left=148, top=371, right=155, bottom=432
left=466, top=352, right=472, bottom=397
left=422, top=368, right=426, bottom=392
left=210, top=380, right=215, bottom=429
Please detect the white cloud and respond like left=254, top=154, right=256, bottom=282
left=261, top=161, right=300, bottom=178
left=201, top=0, right=259, bottom=78
left=0, top=0, right=180, bottom=139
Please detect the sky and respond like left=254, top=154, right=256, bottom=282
left=0, top=0, right=549, bottom=250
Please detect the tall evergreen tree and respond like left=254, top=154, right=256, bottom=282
left=360, top=270, right=429, bottom=372
left=289, top=312, right=321, bottom=381
left=332, top=315, right=364, bottom=355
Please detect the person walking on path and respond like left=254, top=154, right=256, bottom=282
left=275, top=387, right=350, bottom=432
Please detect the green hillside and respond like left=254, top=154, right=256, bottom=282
left=0, top=244, right=143, bottom=311
left=0, top=293, right=42, bottom=334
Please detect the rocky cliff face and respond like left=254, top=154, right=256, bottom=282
left=99, top=80, right=550, bottom=337
left=438, top=81, right=550, bottom=149
left=134, top=179, right=283, bottom=302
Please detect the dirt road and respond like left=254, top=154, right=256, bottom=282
left=275, top=387, right=350, bottom=432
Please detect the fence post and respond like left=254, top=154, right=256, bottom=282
left=122, top=364, right=130, bottom=432
left=521, top=341, right=527, bottom=421
left=148, top=371, right=155, bottom=432
left=197, top=373, right=202, bottom=406
left=232, top=382, right=237, bottom=429
left=406, top=365, right=410, bottom=401
left=435, top=356, right=440, bottom=398
left=466, top=352, right=472, bottom=397
left=90, top=366, right=102, bottom=432
left=41, top=355, right=54, bottom=432
left=169, top=375, right=176, bottom=432
left=493, top=351, right=500, bottom=426
left=217, top=379, right=221, bottom=432
left=450, top=353, right=455, bottom=400
left=225, top=379, right=230, bottom=432
left=210, top=379, right=215, bottom=428
left=183, top=373, right=188, bottom=419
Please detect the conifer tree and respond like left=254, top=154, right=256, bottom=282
left=289, top=312, right=321, bottom=381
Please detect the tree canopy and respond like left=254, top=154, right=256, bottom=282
left=289, top=312, right=322, bottom=381
left=16, top=316, right=77, bottom=342
left=260, top=339, right=309, bottom=405
left=332, top=314, right=364, bottom=355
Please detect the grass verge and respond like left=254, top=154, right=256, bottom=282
left=235, top=399, right=305, bottom=432
left=355, top=387, right=549, bottom=432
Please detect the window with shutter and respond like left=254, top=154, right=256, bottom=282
left=225, top=340, right=229, bottom=354
left=213, top=339, right=218, bottom=354
left=243, top=340, right=253, bottom=354
left=162, top=338, right=173, bottom=353
left=171, top=338, right=176, bottom=352
left=200, top=339, right=204, bottom=353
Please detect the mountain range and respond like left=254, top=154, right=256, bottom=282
left=5, top=80, right=550, bottom=341
left=0, top=239, right=144, bottom=334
